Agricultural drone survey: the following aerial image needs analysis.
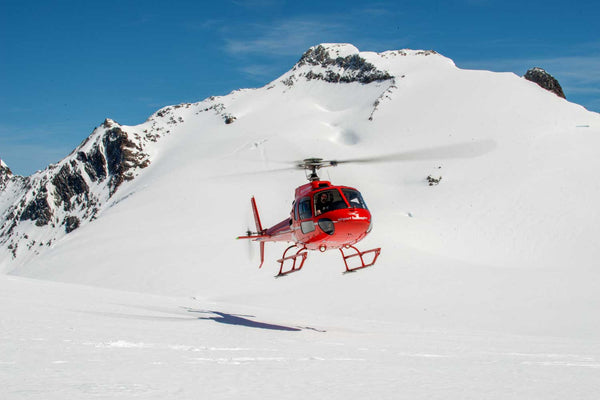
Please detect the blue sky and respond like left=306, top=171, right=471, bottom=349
left=1, top=0, right=598, bottom=175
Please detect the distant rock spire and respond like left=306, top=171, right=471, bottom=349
left=0, top=158, right=14, bottom=191
left=0, top=158, right=12, bottom=176
left=523, top=67, right=566, bottom=99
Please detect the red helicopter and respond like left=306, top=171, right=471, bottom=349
left=237, top=141, right=495, bottom=277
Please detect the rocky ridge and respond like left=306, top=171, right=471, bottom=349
left=524, top=67, right=566, bottom=99
left=0, top=120, right=162, bottom=261
left=0, top=94, right=241, bottom=264
left=281, top=44, right=394, bottom=86
left=0, top=161, right=13, bottom=192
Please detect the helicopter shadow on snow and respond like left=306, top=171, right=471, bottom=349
left=183, top=308, right=325, bottom=332
left=85, top=305, right=324, bottom=332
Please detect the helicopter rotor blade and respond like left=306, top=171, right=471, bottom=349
left=209, top=139, right=496, bottom=180
left=324, top=140, right=496, bottom=166
left=206, top=166, right=297, bottom=180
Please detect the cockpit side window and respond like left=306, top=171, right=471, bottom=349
left=314, top=189, right=348, bottom=216
left=298, top=197, right=312, bottom=220
left=342, top=188, right=368, bottom=209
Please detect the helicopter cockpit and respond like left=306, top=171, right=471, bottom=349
left=314, top=188, right=368, bottom=216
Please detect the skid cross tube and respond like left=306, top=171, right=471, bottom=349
left=276, top=245, right=308, bottom=277
left=340, top=245, right=381, bottom=273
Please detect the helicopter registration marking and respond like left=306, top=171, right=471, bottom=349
left=338, top=216, right=369, bottom=222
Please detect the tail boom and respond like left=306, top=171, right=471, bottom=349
left=238, top=196, right=291, bottom=269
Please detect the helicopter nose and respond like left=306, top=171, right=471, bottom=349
left=339, top=218, right=371, bottom=235
left=320, top=209, right=372, bottom=240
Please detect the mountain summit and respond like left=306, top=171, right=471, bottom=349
left=291, top=43, right=393, bottom=83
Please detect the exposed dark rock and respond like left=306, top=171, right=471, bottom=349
left=0, top=162, right=13, bottom=191
left=298, top=45, right=333, bottom=67
left=104, top=127, right=128, bottom=176
left=224, top=115, right=236, bottom=124
left=20, top=195, right=52, bottom=226
left=2, top=115, right=158, bottom=261
left=156, top=107, right=172, bottom=118
left=524, top=67, right=566, bottom=99
left=281, top=76, right=295, bottom=87
left=296, top=45, right=392, bottom=84
left=4, top=220, right=17, bottom=237
left=1, top=118, right=156, bottom=258
left=426, top=175, right=442, bottom=186
left=103, top=126, right=150, bottom=194
left=78, top=148, right=107, bottom=182
left=64, top=216, right=80, bottom=233
left=52, top=165, right=89, bottom=211
left=0, top=162, right=12, bottom=176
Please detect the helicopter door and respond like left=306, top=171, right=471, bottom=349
left=297, top=197, right=315, bottom=234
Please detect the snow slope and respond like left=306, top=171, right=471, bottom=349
left=2, top=44, right=600, bottom=398
left=2, top=271, right=600, bottom=400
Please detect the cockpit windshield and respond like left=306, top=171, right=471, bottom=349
left=341, top=188, right=368, bottom=209
left=314, top=189, right=347, bottom=216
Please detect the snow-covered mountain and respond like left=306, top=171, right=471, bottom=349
left=2, top=43, right=598, bottom=275
left=0, top=96, right=237, bottom=267
left=2, top=43, right=600, bottom=399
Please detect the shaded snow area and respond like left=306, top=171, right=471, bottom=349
left=2, top=269, right=600, bottom=400
left=2, top=44, right=600, bottom=398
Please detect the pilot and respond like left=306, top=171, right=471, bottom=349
left=315, top=192, right=330, bottom=215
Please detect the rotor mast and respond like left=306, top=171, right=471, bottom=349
left=298, top=158, right=338, bottom=182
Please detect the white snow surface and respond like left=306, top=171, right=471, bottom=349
left=2, top=44, right=600, bottom=399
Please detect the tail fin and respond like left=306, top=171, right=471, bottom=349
left=259, top=242, right=265, bottom=269
left=251, top=196, right=263, bottom=234
left=237, top=197, right=267, bottom=268
left=252, top=197, right=266, bottom=268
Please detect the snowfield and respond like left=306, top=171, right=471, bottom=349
left=2, top=44, right=600, bottom=399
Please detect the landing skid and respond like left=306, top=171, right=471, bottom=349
left=276, top=245, right=308, bottom=277
left=340, top=245, right=381, bottom=274
left=273, top=244, right=381, bottom=277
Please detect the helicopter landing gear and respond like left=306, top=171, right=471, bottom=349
left=276, top=245, right=308, bottom=277
left=340, top=245, right=381, bottom=274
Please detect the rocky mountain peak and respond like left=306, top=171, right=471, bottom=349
left=523, top=67, right=566, bottom=99
left=0, top=159, right=13, bottom=191
left=0, top=158, right=11, bottom=175
left=0, top=116, right=160, bottom=260
left=287, top=43, right=393, bottom=85
left=298, top=43, right=360, bottom=64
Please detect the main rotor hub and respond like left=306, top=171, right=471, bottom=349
left=297, top=158, right=337, bottom=181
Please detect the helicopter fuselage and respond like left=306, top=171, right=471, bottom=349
left=288, top=180, right=372, bottom=251
left=239, top=179, right=380, bottom=275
